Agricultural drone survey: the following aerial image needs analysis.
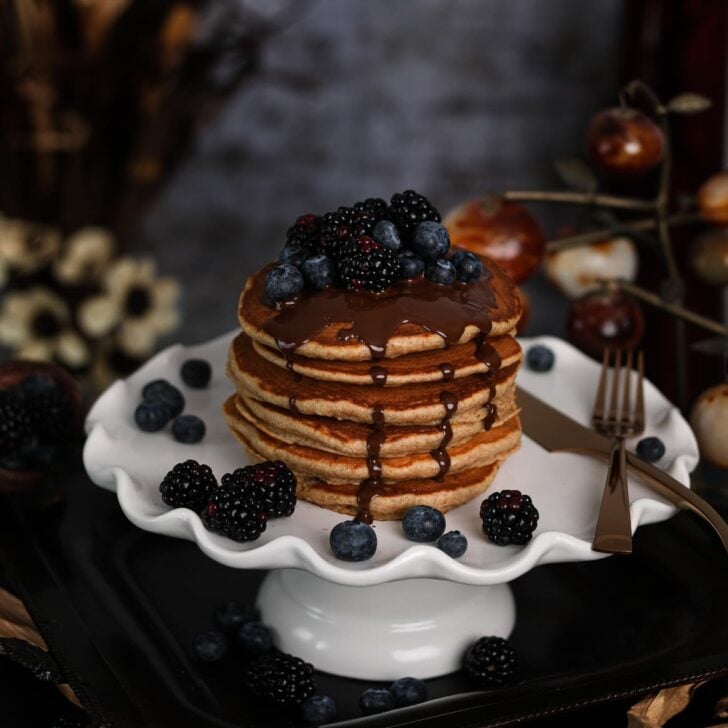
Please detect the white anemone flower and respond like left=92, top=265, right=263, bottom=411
left=54, top=227, right=115, bottom=285
left=0, top=218, right=61, bottom=275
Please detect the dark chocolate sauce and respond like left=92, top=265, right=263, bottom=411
left=430, top=391, right=458, bottom=482
left=369, top=365, right=388, bottom=386
left=357, top=405, right=386, bottom=524
left=288, top=396, right=299, bottom=415
left=484, top=402, right=498, bottom=431
left=439, top=362, right=455, bottom=381
left=474, top=333, right=502, bottom=373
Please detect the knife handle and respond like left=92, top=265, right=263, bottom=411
left=592, top=438, right=633, bottom=555
left=624, top=451, right=728, bottom=554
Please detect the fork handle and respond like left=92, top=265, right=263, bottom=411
left=592, top=437, right=633, bottom=555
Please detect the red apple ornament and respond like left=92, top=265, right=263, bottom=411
left=444, top=196, right=545, bottom=283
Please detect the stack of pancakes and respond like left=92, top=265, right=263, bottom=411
left=225, top=254, right=523, bottom=521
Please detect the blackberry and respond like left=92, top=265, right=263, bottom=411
left=245, top=652, right=315, bottom=706
left=338, top=236, right=401, bottom=293
left=20, top=376, right=74, bottom=445
left=223, top=461, right=297, bottom=518
left=0, top=390, right=32, bottom=465
left=388, top=190, right=441, bottom=240
left=463, top=636, right=518, bottom=685
left=159, top=460, right=217, bottom=511
left=480, top=490, right=539, bottom=546
left=286, top=213, right=321, bottom=249
left=318, top=207, right=376, bottom=259
left=202, top=478, right=267, bottom=542
left=354, top=197, right=389, bottom=220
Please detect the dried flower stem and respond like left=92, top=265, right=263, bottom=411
left=502, top=189, right=656, bottom=212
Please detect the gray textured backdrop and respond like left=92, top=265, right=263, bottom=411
left=137, top=0, right=623, bottom=344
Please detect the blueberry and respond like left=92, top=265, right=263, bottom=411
left=437, top=530, right=468, bottom=558
left=180, top=359, right=211, bottom=389
left=238, top=621, right=274, bottom=656
left=264, top=263, right=304, bottom=304
left=359, top=687, right=395, bottom=715
left=172, top=414, right=206, bottom=444
left=402, top=506, right=446, bottom=542
left=142, top=379, right=185, bottom=417
left=451, top=250, right=483, bottom=283
left=329, top=520, right=377, bottom=561
left=302, top=254, right=336, bottom=290
left=20, top=373, right=57, bottom=395
left=636, top=436, right=665, bottom=463
left=390, top=677, right=428, bottom=707
left=301, top=695, right=337, bottom=725
left=279, top=245, right=312, bottom=268
left=373, top=220, right=402, bottom=251
left=412, top=221, right=450, bottom=261
left=426, top=259, right=457, bottom=286
left=193, top=630, right=227, bottom=662
left=399, top=251, right=425, bottom=280
left=526, top=345, right=555, bottom=372
left=214, top=601, right=260, bottom=631
left=134, top=400, right=171, bottom=432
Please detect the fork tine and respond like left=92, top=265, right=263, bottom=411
left=592, top=348, right=610, bottom=426
left=635, top=350, right=645, bottom=433
left=620, top=349, right=633, bottom=435
left=607, top=348, right=622, bottom=431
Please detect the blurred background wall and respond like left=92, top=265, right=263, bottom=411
left=137, top=0, right=624, bottom=343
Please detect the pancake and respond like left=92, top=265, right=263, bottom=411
left=223, top=395, right=521, bottom=482
left=238, top=253, right=522, bottom=361
left=234, top=391, right=519, bottom=457
left=229, top=332, right=518, bottom=425
left=251, top=332, right=519, bottom=386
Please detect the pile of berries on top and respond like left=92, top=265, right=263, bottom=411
left=159, top=459, right=297, bottom=542
left=0, top=373, right=76, bottom=471
left=264, top=190, right=485, bottom=304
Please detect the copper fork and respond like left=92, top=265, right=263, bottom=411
left=591, top=349, right=645, bottom=555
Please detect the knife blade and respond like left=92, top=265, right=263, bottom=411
left=516, top=386, right=728, bottom=553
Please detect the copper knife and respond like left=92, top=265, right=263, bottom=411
left=517, top=386, right=728, bottom=554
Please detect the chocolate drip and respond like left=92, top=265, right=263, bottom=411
left=439, top=362, right=455, bottom=381
left=262, top=274, right=497, bottom=360
left=283, top=352, right=302, bottom=382
left=369, top=365, right=388, bottom=386
left=288, top=396, right=299, bottom=415
left=474, top=332, right=502, bottom=373
left=357, top=405, right=386, bottom=523
left=430, top=391, right=458, bottom=482
left=484, top=402, right=498, bottom=431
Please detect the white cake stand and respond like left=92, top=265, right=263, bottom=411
left=83, top=334, right=698, bottom=680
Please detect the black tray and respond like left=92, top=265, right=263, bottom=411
left=2, top=461, right=728, bottom=728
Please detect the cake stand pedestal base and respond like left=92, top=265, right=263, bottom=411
left=257, top=568, right=515, bottom=679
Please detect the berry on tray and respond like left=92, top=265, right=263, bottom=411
left=463, top=636, right=518, bottom=685
left=372, top=220, right=402, bottom=251
left=142, top=379, right=185, bottom=418
left=265, top=264, right=304, bottom=304
left=425, top=258, right=457, bottom=286
left=480, top=490, right=539, bottom=546
left=238, top=621, right=274, bottom=656
left=329, top=520, right=377, bottom=561
left=180, top=359, right=212, bottom=389
left=389, top=190, right=441, bottom=239
left=412, top=221, right=450, bottom=261
left=338, top=236, right=401, bottom=292
left=398, top=250, right=425, bottom=280
left=402, top=505, right=446, bottom=542
left=159, top=460, right=217, bottom=511
left=302, top=254, right=336, bottom=290
left=224, top=461, right=297, bottom=518
left=245, top=653, right=316, bottom=706
left=134, top=400, right=171, bottom=432
left=359, top=687, right=395, bottom=715
left=202, top=481, right=267, bottom=543
left=390, top=676, right=428, bottom=707
left=172, top=414, right=206, bottom=444
left=437, top=530, right=468, bottom=558
left=451, top=250, right=483, bottom=283
left=636, top=436, right=665, bottom=463
left=214, top=601, right=260, bottom=631
left=526, top=345, right=555, bottom=372
left=193, top=630, right=228, bottom=662
left=300, top=694, right=337, bottom=725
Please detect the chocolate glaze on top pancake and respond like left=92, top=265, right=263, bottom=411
left=238, top=251, right=521, bottom=361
